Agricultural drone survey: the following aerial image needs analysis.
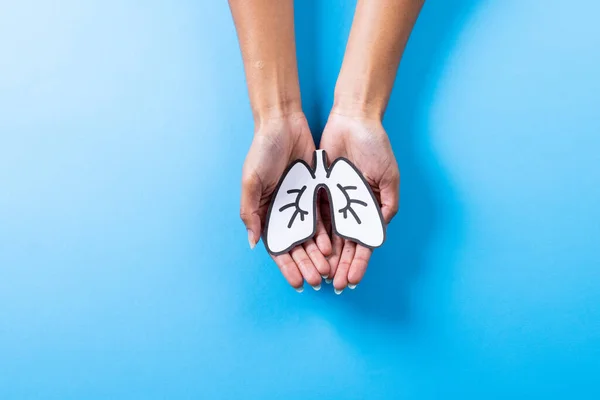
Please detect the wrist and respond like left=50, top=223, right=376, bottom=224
left=331, top=92, right=386, bottom=121
left=253, top=103, right=307, bottom=139
left=253, top=97, right=303, bottom=122
left=332, top=70, right=388, bottom=121
left=244, top=59, right=303, bottom=125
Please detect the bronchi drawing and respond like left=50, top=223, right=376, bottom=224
left=278, top=186, right=309, bottom=228
left=264, top=150, right=386, bottom=256
left=279, top=183, right=367, bottom=228
left=336, top=184, right=368, bottom=224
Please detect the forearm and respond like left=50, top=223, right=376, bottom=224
left=229, top=0, right=302, bottom=123
left=333, top=0, right=424, bottom=120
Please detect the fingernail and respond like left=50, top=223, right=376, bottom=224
left=325, top=278, right=332, bottom=284
left=348, top=283, right=357, bottom=290
left=295, top=286, right=304, bottom=293
left=334, top=288, right=343, bottom=295
left=312, top=284, right=321, bottom=291
left=321, top=274, right=328, bottom=279
left=247, top=229, right=256, bottom=250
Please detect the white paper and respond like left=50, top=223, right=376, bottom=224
left=264, top=150, right=386, bottom=255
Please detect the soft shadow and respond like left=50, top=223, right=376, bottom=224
left=327, top=0, right=485, bottom=326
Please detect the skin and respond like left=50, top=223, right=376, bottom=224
left=229, top=0, right=332, bottom=291
left=320, top=115, right=399, bottom=292
left=322, top=0, right=424, bottom=293
left=229, top=0, right=424, bottom=292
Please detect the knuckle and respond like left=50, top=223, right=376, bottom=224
left=338, top=260, right=351, bottom=271
left=307, top=247, right=321, bottom=259
left=241, top=172, right=259, bottom=190
left=239, top=210, right=252, bottom=224
left=298, top=258, right=313, bottom=270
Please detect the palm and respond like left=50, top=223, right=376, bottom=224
left=244, top=114, right=315, bottom=225
left=319, top=114, right=400, bottom=292
left=241, top=113, right=333, bottom=290
left=320, top=114, right=397, bottom=199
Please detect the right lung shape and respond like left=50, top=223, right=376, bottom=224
left=326, top=158, right=385, bottom=248
left=264, top=150, right=386, bottom=256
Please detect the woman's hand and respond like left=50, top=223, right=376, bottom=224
left=315, top=0, right=421, bottom=292
left=241, top=112, right=332, bottom=291
left=319, top=112, right=400, bottom=293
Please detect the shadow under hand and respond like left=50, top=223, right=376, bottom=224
left=338, top=0, right=485, bottom=327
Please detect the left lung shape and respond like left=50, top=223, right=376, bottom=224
left=264, top=161, right=317, bottom=255
left=326, top=158, right=385, bottom=248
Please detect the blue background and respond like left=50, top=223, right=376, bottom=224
left=1, top=0, right=599, bottom=398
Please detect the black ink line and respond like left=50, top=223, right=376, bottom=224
left=278, top=185, right=309, bottom=228
left=336, top=183, right=367, bottom=224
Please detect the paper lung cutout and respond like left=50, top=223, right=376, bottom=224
left=264, top=150, right=386, bottom=255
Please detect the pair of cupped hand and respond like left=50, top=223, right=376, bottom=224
left=240, top=111, right=400, bottom=294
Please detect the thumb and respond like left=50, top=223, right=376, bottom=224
left=240, top=172, right=263, bottom=249
left=379, top=171, right=400, bottom=224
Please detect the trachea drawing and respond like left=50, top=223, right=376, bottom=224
left=263, top=150, right=386, bottom=255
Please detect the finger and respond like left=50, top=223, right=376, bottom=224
left=327, top=235, right=344, bottom=281
left=303, top=239, right=330, bottom=279
left=271, top=253, right=304, bottom=292
left=347, top=245, right=373, bottom=289
left=240, top=171, right=262, bottom=249
left=320, top=191, right=333, bottom=236
left=290, top=246, right=322, bottom=289
left=314, top=194, right=332, bottom=257
left=333, top=240, right=356, bottom=294
left=380, top=169, right=400, bottom=224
